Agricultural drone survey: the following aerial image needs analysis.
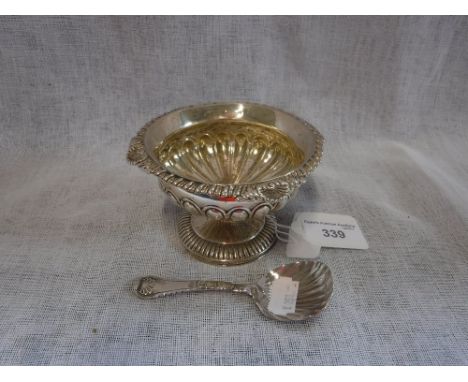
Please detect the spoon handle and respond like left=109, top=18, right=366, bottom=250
left=133, top=276, right=248, bottom=298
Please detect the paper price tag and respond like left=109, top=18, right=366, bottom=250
left=267, top=277, right=299, bottom=315
left=298, top=212, right=368, bottom=250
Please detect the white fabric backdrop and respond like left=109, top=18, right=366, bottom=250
left=0, top=16, right=467, bottom=365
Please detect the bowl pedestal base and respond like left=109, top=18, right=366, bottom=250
left=177, top=213, right=277, bottom=266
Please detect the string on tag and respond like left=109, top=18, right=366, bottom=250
left=275, top=222, right=294, bottom=243
left=274, top=218, right=321, bottom=259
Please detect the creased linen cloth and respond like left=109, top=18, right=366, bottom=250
left=0, top=16, right=467, bottom=365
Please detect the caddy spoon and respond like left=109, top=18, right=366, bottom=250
left=127, top=102, right=323, bottom=265
left=133, top=260, right=333, bottom=321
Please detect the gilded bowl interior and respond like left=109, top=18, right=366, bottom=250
left=155, top=120, right=305, bottom=184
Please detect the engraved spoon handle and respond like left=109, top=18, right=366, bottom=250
left=134, top=276, right=250, bottom=299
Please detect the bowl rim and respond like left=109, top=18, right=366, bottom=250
left=127, top=101, right=323, bottom=201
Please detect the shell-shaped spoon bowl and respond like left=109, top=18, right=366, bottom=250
left=251, top=260, right=333, bottom=321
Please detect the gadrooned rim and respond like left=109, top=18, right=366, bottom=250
left=127, top=102, right=324, bottom=200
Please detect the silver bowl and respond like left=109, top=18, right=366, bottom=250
left=127, top=102, right=323, bottom=265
